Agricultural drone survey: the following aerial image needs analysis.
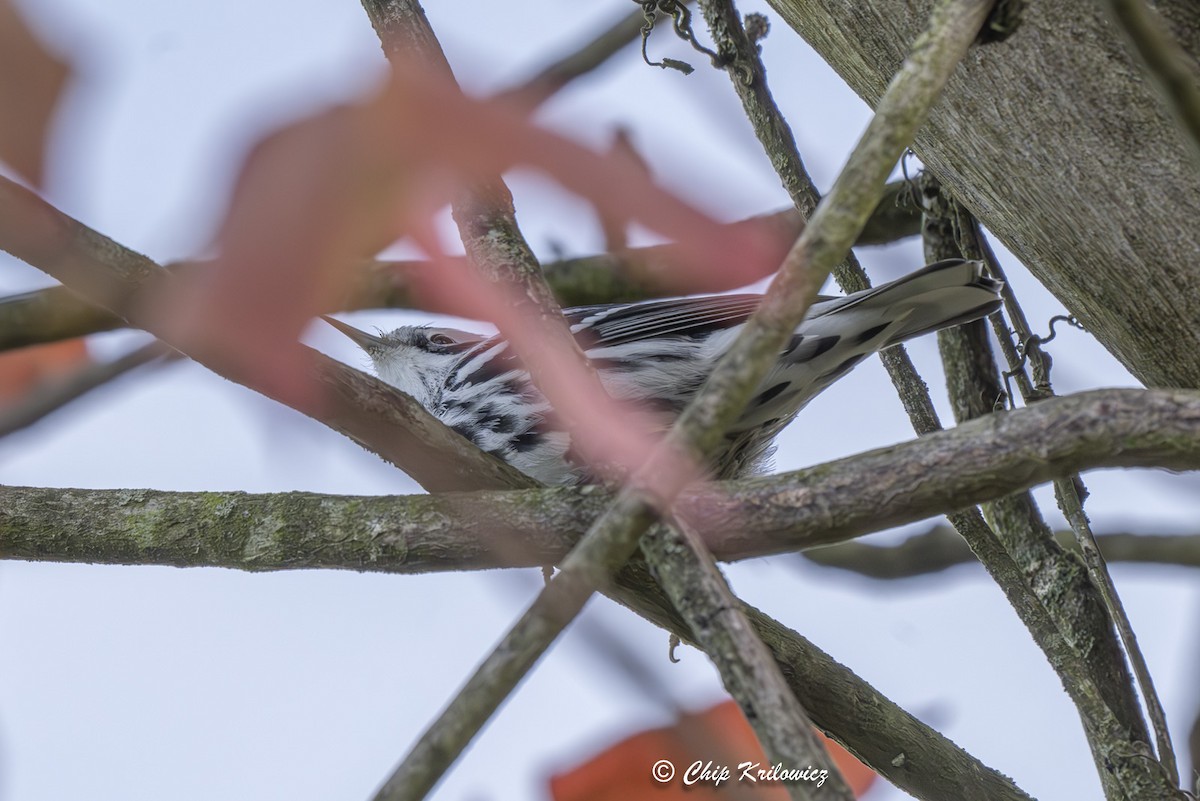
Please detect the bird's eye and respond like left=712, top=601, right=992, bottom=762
left=429, top=333, right=454, bottom=346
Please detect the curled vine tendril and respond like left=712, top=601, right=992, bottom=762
left=999, top=314, right=1085, bottom=409
left=898, top=150, right=924, bottom=210
left=637, top=0, right=721, bottom=75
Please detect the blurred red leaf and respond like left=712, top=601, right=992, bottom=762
left=157, top=96, right=420, bottom=404
left=0, top=338, right=88, bottom=403
left=166, top=59, right=779, bottom=410
left=0, top=0, right=70, bottom=186
left=548, top=699, right=877, bottom=800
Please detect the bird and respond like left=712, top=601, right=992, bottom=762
left=323, top=258, right=1002, bottom=485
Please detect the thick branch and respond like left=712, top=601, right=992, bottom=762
left=12, top=387, right=1194, bottom=800
left=6, top=388, right=1195, bottom=574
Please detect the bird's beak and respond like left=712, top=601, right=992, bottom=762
left=321, top=315, right=388, bottom=350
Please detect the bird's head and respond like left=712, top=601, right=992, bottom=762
left=321, top=315, right=485, bottom=407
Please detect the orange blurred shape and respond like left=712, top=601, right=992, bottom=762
left=0, top=338, right=88, bottom=403
left=548, top=699, right=877, bottom=800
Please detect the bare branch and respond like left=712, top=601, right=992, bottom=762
left=0, top=175, right=528, bottom=493
left=5, top=387, right=1198, bottom=573
left=802, top=526, right=1200, bottom=578
left=363, top=3, right=998, bottom=797
left=954, top=200, right=1179, bottom=783
left=1057, top=473, right=1182, bottom=784
left=0, top=187, right=921, bottom=354
left=695, top=0, right=945, bottom=436
left=923, top=184, right=1175, bottom=797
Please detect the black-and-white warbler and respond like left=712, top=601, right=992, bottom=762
left=325, top=258, right=1002, bottom=485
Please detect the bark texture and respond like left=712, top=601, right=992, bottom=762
left=768, top=0, right=1200, bottom=388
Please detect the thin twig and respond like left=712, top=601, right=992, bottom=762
left=802, top=525, right=1200, bottom=579
left=925, top=182, right=1177, bottom=798
left=0, top=339, right=172, bottom=439
left=966, top=204, right=1181, bottom=784
left=494, top=4, right=674, bottom=108
left=1054, top=477, right=1181, bottom=785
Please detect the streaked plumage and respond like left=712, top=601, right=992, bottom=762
left=325, top=258, right=1003, bottom=484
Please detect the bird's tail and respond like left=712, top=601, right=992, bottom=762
left=721, top=259, right=1004, bottom=476
left=810, top=258, right=1004, bottom=345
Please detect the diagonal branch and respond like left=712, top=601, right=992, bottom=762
left=695, top=0, right=945, bottom=433
left=923, top=182, right=1176, bottom=798
left=691, top=3, right=1137, bottom=787
left=962, top=212, right=1180, bottom=785
left=341, top=3, right=997, bottom=798
left=0, top=174, right=528, bottom=493
left=362, top=5, right=836, bottom=801
left=360, top=3, right=859, bottom=796
left=361, top=3, right=857, bottom=799
left=962, top=203, right=1177, bottom=777
left=0, top=185, right=921, bottom=354
left=493, top=3, right=675, bottom=108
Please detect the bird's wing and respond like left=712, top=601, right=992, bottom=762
left=565, top=294, right=766, bottom=348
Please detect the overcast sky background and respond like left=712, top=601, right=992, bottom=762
left=2, top=1, right=1198, bottom=800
